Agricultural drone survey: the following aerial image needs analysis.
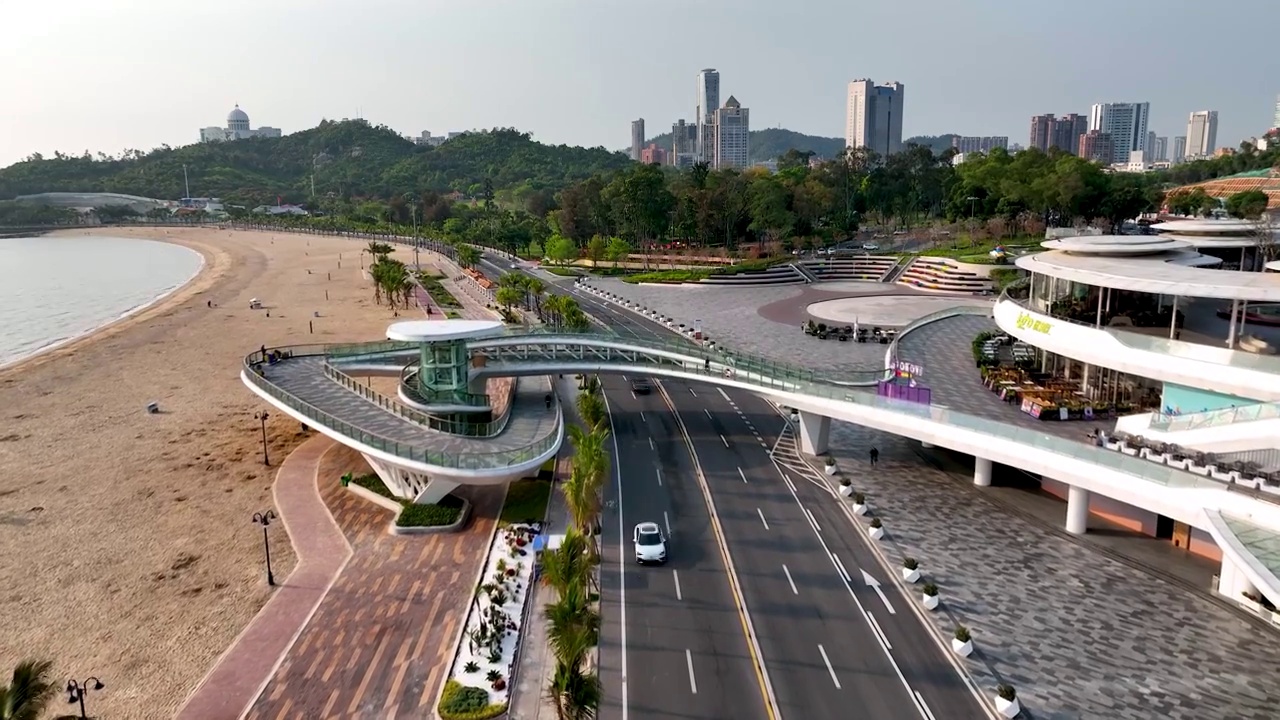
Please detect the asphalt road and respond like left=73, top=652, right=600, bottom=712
left=597, top=374, right=769, bottom=720
left=664, top=382, right=987, bottom=720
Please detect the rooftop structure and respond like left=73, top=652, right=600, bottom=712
left=199, top=105, right=281, bottom=143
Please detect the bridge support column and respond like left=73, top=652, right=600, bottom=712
left=413, top=478, right=459, bottom=505
left=362, top=453, right=456, bottom=504
left=1065, top=485, right=1090, bottom=535
left=974, top=457, right=992, bottom=487
left=796, top=411, right=831, bottom=456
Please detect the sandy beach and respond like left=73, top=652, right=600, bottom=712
left=0, top=227, right=425, bottom=718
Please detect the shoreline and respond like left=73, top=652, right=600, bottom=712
left=0, top=232, right=208, bottom=373
left=0, top=226, right=427, bottom=719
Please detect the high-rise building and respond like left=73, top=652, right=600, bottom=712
left=1088, top=102, right=1150, bottom=164
left=1078, top=130, right=1113, bottom=164
left=845, top=79, right=905, bottom=156
left=670, top=119, right=699, bottom=166
left=952, top=136, right=1009, bottom=153
left=640, top=144, right=667, bottom=165
left=630, top=119, right=645, bottom=162
left=696, top=69, right=720, bottom=164
left=1185, top=110, right=1219, bottom=159
left=713, top=96, right=750, bottom=169
left=1273, top=95, right=1280, bottom=130
left=1149, top=135, right=1168, bottom=162
left=1029, top=113, right=1087, bottom=154
left=1173, top=136, right=1187, bottom=163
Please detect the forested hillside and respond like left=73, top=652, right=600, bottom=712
left=0, top=121, right=631, bottom=206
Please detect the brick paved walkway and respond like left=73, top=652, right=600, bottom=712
left=244, top=444, right=504, bottom=719
left=177, top=434, right=352, bottom=720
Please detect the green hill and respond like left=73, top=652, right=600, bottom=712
left=0, top=121, right=631, bottom=206
left=639, top=128, right=846, bottom=163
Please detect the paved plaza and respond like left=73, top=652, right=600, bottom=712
left=806, top=294, right=993, bottom=326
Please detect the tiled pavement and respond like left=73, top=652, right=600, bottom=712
left=245, top=446, right=505, bottom=719
left=261, top=357, right=558, bottom=456
left=818, top=423, right=1280, bottom=720
left=177, top=435, right=351, bottom=720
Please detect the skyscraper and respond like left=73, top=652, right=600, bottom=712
left=1078, top=130, right=1113, bottom=164
left=1274, top=95, right=1280, bottom=130
left=1173, top=136, right=1187, bottom=163
left=713, top=96, right=750, bottom=169
left=1029, top=113, right=1086, bottom=154
left=696, top=69, right=720, bottom=165
left=1185, top=110, right=1219, bottom=159
left=1029, top=114, right=1055, bottom=151
left=671, top=119, right=699, bottom=167
left=845, top=79, right=905, bottom=156
left=630, top=119, right=645, bottom=162
left=1088, top=102, right=1150, bottom=164
left=1150, top=136, right=1168, bottom=162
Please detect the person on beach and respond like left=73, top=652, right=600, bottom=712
left=869, top=447, right=879, bottom=466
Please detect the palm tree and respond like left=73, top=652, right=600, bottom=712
left=561, top=465, right=602, bottom=541
left=0, top=660, right=57, bottom=720
left=540, top=530, right=591, bottom=596
left=457, top=245, right=481, bottom=269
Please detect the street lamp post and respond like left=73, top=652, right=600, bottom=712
left=254, top=411, right=270, bottom=466
left=66, top=677, right=104, bottom=719
left=252, top=510, right=278, bottom=586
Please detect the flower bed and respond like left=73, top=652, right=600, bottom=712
left=440, top=522, right=541, bottom=718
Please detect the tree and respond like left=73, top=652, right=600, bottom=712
left=545, top=234, right=577, bottom=265
left=584, top=235, right=607, bottom=264
left=0, top=659, right=57, bottom=720
left=1225, top=190, right=1270, bottom=219
left=456, top=245, right=480, bottom=268
left=604, top=237, right=631, bottom=268
left=495, top=285, right=523, bottom=313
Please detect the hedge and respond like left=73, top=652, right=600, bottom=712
left=437, top=680, right=507, bottom=720
left=396, top=495, right=465, bottom=527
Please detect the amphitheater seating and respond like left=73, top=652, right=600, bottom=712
left=698, top=263, right=808, bottom=286
left=896, top=257, right=993, bottom=294
left=800, top=255, right=898, bottom=281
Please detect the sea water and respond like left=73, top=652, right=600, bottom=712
left=0, top=234, right=204, bottom=368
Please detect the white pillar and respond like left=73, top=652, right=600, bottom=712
left=1066, top=485, right=1090, bottom=535
left=1227, top=299, right=1239, bottom=347
left=796, top=411, right=831, bottom=456
left=974, top=457, right=992, bottom=487
left=413, top=478, right=459, bottom=505
left=1217, top=553, right=1258, bottom=600
left=1094, top=287, right=1103, bottom=328
left=1169, top=296, right=1179, bottom=340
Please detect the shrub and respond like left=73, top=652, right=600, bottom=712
left=825, top=456, right=837, bottom=467
left=903, top=557, right=919, bottom=570
left=923, top=582, right=939, bottom=596
left=351, top=473, right=397, bottom=501
left=954, top=625, right=971, bottom=643
left=870, top=518, right=883, bottom=528
left=397, top=495, right=464, bottom=527
left=463, top=661, right=479, bottom=673
left=853, top=492, right=865, bottom=504
left=997, top=684, right=1016, bottom=701
left=485, top=669, right=501, bottom=683
left=839, top=477, right=852, bottom=487
left=437, top=680, right=507, bottom=720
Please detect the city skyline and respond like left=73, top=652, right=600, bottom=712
left=1, top=0, right=1278, bottom=168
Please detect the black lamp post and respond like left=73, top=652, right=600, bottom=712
left=66, top=677, right=104, bottom=719
left=252, top=510, right=278, bottom=586
left=254, top=410, right=270, bottom=466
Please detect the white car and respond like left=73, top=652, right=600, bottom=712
left=633, top=522, right=668, bottom=564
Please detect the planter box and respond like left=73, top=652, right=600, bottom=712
left=922, top=594, right=939, bottom=610
left=852, top=503, right=868, bottom=516
left=995, top=696, right=1021, bottom=718
left=869, top=527, right=885, bottom=540
left=838, top=483, right=854, bottom=497
left=951, top=638, right=973, bottom=657
left=901, top=567, right=921, bottom=583
left=825, top=464, right=838, bottom=476
left=1241, top=598, right=1264, bottom=614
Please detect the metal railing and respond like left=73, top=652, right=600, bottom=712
left=1149, top=402, right=1280, bottom=432
left=398, top=362, right=493, bottom=411
left=885, top=303, right=995, bottom=370
left=323, top=361, right=518, bottom=438
left=244, top=348, right=561, bottom=469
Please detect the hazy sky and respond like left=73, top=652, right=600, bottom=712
left=2, top=0, right=1276, bottom=167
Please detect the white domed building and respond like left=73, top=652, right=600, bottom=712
left=199, top=105, right=282, bottom=143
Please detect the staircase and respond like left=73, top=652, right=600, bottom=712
left=790, top=262, right=819, bottom=284
left=897, top=257, right=993, bottom=294
left=881, top=257, right=913, bottom=283
left=800, top=255, right=898, bottom=281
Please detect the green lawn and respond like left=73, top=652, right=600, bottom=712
left=500, top=479, right=552, bottom=525
left=417, top=274, right=462, bottom=308
left=351, top=473, right=397, bottom=500
left=543, top=266, right=583, bottom=277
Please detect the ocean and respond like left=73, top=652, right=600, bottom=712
left=0, top=234, right=204, bottom=368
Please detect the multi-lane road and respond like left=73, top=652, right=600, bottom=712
left=481, top=253, right=989, bottom=720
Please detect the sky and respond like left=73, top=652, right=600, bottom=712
left=1, top=0, right=1277, bottom=168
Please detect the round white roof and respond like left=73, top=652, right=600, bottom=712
left=1040, top=235, right=1192, bottom=256
left=386, top=319, right=504, bottom=342
left=227, top=105, right=249, bottom=123
left=1151, top=219, right=1263, bottom=234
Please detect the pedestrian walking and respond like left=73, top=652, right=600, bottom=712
left=869, top=447, right=879, bottom=466
left=544, top=393, right=553, bottom=409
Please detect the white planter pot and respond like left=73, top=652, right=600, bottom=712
left=951, top=638, right=973, bottom=657
left=852, top=503, right=868, bottom=516
left=995, top=696, right=1021, bottom=718
left=922, top=593, right=939, bottom=610
left=869, top=527, right=885, bottom=540
left=901, top=568, right=921, bottom=583
left=838, top=483, right=854, bottom=497
left=825, top=464, right=838, bottom=476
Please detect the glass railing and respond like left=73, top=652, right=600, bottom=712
left=886, top=304, right=994, bottom=369
left=998, top=292, right=1280, bottom=375
left=1149, top=402, right=1280, bottom=432
left=244, top=348, right=561, bottom=469
left=324, top=361, right=518, bottom=438
left=398, top=362, right=494, bottom=412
